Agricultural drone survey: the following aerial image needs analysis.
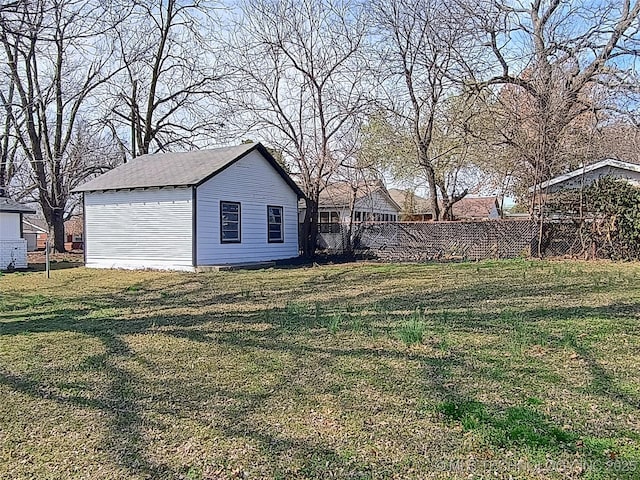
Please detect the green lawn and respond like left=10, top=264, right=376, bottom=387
left=1, top=260, right=639, bottom=479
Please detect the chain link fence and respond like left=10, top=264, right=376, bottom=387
left=313, top=220, right=616, bottom=261
left=316, top=221, right=537, bottom=261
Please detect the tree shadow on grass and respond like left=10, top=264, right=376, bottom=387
left=0, top=296, right=371, bottom=477
left=0, top=327, right=177, bottom=477
left=0, top=280, right=639, bottom=478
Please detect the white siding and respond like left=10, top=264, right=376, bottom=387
left=306, top=190, right=401, bottom=223
left=84, top=187, right=193, bottom=271
left=488, top=204, right=500, bottom=219
left=25, top=233, right=37, bottom=251
left=0, top=212, right=27, bottom=269
left=0, top=212, right=21, bottom=240
left=549, top=166, right=640, bottom=193
left=354, top=190, right=399, bottom=217
left=0, top=239, right=28, bottom=269
left=196, top=150, right=299, bottom=265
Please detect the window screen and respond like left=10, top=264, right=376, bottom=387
left=221, top=201, right=240, bottom=243
left=267, top=205, right=283, bottom=242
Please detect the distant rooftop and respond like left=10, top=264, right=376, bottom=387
left=318, top=181, right=401, bottom=211
left=389, top=188, right=499, bottom=220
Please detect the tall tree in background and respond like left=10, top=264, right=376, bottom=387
left=227, top=0, right=370, bottom=256
left=0, top=56, right=18, bottom=192
left=0, top=0, right=124, bottom=252
left=470, top=0, right=640, bottom=209
left=107, top=0, right=225, bottom=157
left=0, top=1, right=20, bottom=193
left=372, top=0, right=477, bottom=220
left=361, top=94, right=490, bottom=220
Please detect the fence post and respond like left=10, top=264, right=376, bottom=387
left=45, top=238, right=50, bottom=279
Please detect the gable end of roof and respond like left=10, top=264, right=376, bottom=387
left=194, top=143, right=306, bottom=199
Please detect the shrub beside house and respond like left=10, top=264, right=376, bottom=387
left=530, top=158, right=640, bottom=259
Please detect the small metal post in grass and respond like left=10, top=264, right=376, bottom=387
left=45, top=238, right=50, bottom=279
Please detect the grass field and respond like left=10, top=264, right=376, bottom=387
left=1, top=259, right=639, bottom=479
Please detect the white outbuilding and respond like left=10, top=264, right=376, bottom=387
left=0, top=192, right=36, bottom=270
left=73, top=142, right=305, bottom=271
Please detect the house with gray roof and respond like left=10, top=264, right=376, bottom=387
left=73, top=142, right=305, bottom=271
left=301, top=181, right=401, bottom=231
left=528, top=158, right=640, bottom=194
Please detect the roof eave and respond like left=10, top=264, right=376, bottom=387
left=23, top=219, right=48, bottom=232
left=72, top=183, right=195, bottom=194
left=72, top=142, right=307, bottom=200
left=0, top=208, right=36, bottom=214
left=528, top=158, right=640, bottom=192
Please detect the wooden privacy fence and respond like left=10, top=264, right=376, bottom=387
left=317, top=221, right=539, bottom=261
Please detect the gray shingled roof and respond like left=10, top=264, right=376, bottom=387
left=0, top=196, right=36, bottom=214
left=72, top=142, right=304, bottom=196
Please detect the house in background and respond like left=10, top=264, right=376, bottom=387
left=529, top=158, right=640, bottom=194
left=300, top=181, right=401, bottom=232
left=388, top=189, right=433, bottom=221
left=527, top=158, right=640, bottom=220
left=451, top=197, right=501, bottom=221
left=23, top=216, right=48, bottom=251
left=389, top=188, right=501, bottom=221
left=23, top=214, right=84, bottom=251
left=64, top=215, right=84, bottom=250
left=0, top=191, right=35, bottom=270
left=73, top=142, right=304, bottom=271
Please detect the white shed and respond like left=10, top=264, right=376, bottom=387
left=0, top=193, right=36, bottom=270
left=73, top=143, right=305, bottom=271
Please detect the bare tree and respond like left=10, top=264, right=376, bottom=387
left=361, top=99, right=487, bottom=221
left=226, top=0, right=371, bottom=256
left=107, top=0, right=225, bottom=157
left=0, top=1, right=24, bottom=193
left=0, top=65, right=18, bottom=192
left=332, top=124, right=387, bottom=252
left=0, top=0, right=124, bottom=251
left=469, top=0, right=640, bottom=210
left=372, top=0, right=478, bottom=220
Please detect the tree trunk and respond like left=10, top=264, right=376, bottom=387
left=438, top=182, right=468, bottom=221
left=345, top=187, right=357, bottom=254
left=416, top=141, right=440, bottom=220
left=52, top=213, right=66, bottom=253
left=302, top=196, right=319, bottom=258
left=440, top=188, right=452, bottom=220
left=441, top=201, right=454, bottom=220
left=43, top=204, right=66, bottom=253
left=424, top=165, right=440, bottom=221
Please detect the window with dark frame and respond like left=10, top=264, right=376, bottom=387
left=220, top=201, right=241, bottom=243
left=267, top=205, right=284, bottom=243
